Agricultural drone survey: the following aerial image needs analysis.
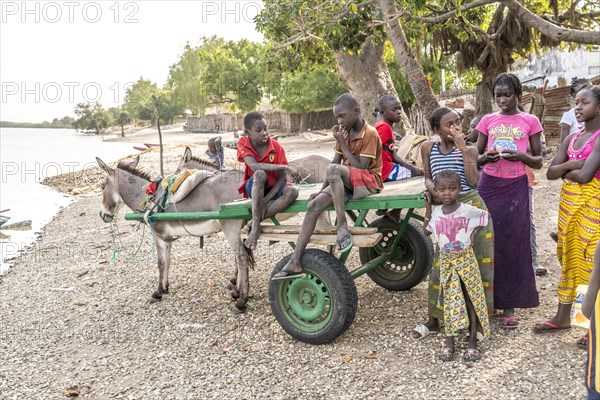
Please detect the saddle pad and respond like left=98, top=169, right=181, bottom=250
left=162, top=169, right=198, bottom=194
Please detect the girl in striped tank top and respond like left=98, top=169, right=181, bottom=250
left=411, top=108, right=495, bottom=347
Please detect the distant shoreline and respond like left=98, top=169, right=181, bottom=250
left=0, top=122, right=73, bottom=129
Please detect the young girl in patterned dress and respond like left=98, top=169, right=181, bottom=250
left=535, top=85, right=600, bottom=339
left=423, top=169, right=490, bottom=362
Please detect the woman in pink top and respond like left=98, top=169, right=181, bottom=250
left=474, top=73, right=543, bottom=329
left=534, top=86, right=600, bottom=339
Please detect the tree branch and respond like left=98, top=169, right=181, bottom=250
left=500, top=0, right=600, bottom=45
left=398, top=0, right=498, bottom=24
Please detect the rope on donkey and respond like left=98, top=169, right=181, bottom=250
left=108, top=219, right=152, bottom=262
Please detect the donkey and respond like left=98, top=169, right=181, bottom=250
left=97, top=156, right=253, bottom=310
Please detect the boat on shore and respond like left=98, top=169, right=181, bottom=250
left=0, top=220, right=32, bottom=230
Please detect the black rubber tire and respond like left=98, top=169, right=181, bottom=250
left=359, top=217, right=434, bottom=291
left=269, top=249, right=358, bottom=345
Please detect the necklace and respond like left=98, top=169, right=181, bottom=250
left=568, top=128, right=600, bottom=159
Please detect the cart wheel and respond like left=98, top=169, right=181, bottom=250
left=269, top=249, right=358, bottom=345
left=359, top=217, right=434, bottom=291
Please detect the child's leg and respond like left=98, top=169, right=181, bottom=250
left=439, top=335, right=455, bottom=361
left=262, top=185, right=299, bottom=220
left=326, top=164, right=352, bottom=248
left=245, top=171, right=268, bottom=250
left=273, top=193, right=334, bottom=278
left=529, top=186, right=546, bottom=275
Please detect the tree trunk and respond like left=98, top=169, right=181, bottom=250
left=334, top=37, right=413, bottom=135
left=377, top=0, right=439, bottom=126
left=475, top=74, right=494, bottom=116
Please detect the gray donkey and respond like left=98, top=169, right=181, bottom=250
left=97, top=155, right=253, bottom=310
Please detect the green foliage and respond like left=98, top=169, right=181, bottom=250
left=123, top=78, right=159, bottom=121
left=267, top=66, right=348, bottom=112
left=153, top=89, right=182, bottom=125
left=255, top=0, right=384, bottom=72
left=72, top=103, right=113, bottom=134
left=167, top=37, right=266, bottom=114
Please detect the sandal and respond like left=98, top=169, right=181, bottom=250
left=502, top=315, right=518, bottom=330
left=411, top=324, right=438, bottom=340
left=336, top=234, right=353, bottom=254
left=463, top=348, right=481, bottom=362
left=577, top=333, right=589, bottom=349
left=533, top=321, right=571, bottom=334
left=438, top=347, right=454, bottom=362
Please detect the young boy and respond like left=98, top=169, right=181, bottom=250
left=583, top=245, right=600, bottom=399
left=206, top=136, right=225, bottom=170
left=375, top=95, right=423, bottom=181
left=273, top=93, right=383, bottom=280
left=237, top=112, right=301, bottom=250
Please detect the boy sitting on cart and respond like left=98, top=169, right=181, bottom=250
left=273, top=93, right=383, bottom=280
left=238, top=112, right=301, bottom=250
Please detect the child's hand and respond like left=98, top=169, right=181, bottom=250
left=449, top=126, right=468, bottom=151
left=499, top=149, right=522, bottom=162
left=484, top=149, right=501, bottom=163
left=332, top=125, right=345, bottom=142
left=424, top=192, right=433, bottom=214
left=287, top=166, right=302, bottom=183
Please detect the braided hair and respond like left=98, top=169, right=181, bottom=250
left=570, top=78, right=592, bottom=96
left=493, top=73, right=522, bottom=99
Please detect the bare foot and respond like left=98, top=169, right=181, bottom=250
left=273, top=259, right=303, bottom=279
left=241, top=220, right=252, bottom=234
left=244, top=230, right=259, bottom=250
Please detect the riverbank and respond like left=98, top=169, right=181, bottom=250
left=1, top=141, right=587, bottom=399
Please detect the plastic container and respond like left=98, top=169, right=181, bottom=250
left=571, top=284, right=590, bottom=331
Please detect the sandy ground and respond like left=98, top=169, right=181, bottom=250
left=0, top=127, right=588, bottom=399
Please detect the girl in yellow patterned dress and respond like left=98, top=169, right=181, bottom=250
left=535, top=86, right=600, bottom=343
left=424, top=169, right=490, bottom=362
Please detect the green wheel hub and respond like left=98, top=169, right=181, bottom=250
left=278, top=271, right=333, bottom=331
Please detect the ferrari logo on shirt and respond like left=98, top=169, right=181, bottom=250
left=269, top=154, right=275, bottom=162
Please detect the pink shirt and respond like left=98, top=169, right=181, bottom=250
left=567, top=127, right=600, bottom=180
left=476, top=112, right=543, bottom=179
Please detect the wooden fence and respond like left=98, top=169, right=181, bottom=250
left=186, top=109, right=337, bottom=133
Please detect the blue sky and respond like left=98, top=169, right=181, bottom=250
left=0, top=1, right=264, bottom=122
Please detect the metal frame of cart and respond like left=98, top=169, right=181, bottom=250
left=125, top=178, right=434, bottom=344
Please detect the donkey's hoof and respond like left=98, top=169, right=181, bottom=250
left=230, top=290, right=240, bottom=300
left=234, top=299, right=247, bottom=312
left=150, top=292, right=163, bottom=303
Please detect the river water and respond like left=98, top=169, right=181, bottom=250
left=0, top=128, right=140, bottom=273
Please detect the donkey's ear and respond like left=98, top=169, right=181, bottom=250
left=129, top=155, right=140, bottom=169
left=184, top=147, right=192, bottom=163
left=96, top=157, right=113, bottom=176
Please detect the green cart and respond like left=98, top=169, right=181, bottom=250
left=126, top=177, right=433, bottom=344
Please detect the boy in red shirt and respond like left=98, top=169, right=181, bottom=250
left=375, top=95, right=423, bottom=181
left=273, top=93, right=383, bottom=280
left=237, top=112, right=301, bottom=250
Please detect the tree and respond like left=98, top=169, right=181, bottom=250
left=72, top=103, right=113, bottom=134
left=167, top=37, right=266, bottom=114
left=256, top=0, right=426, bottom=133
left=123, top=78, right=159, bottom=122
left=394, top=0, right=600, bottom=114
left=109, top=107, right=130, bottom=137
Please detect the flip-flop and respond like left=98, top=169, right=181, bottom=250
left=411, top=324, right=438, bottom=340
left=271, top=270, right=306, bottom=281
left=336, top=234, right=353, bottom=254
left=463, top=348, right=481, bottom=362
left=577, top=333, right=589, bottom=349
left=502, top=315, right=519, bottom=330
left=438, top=347, right=454, bottom=362
left=533, top=321, right=571, bottom=334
